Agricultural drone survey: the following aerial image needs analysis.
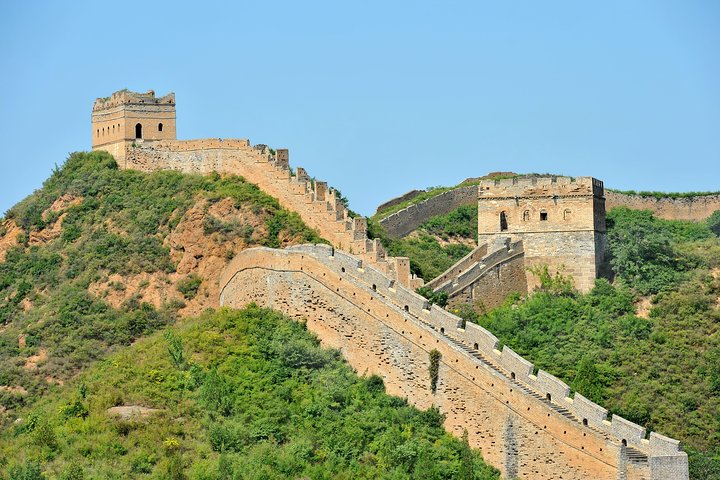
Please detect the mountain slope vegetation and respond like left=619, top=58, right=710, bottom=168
left=0, top=305, right=498, bottom=479
left=0, top=151, right=324, bottom=417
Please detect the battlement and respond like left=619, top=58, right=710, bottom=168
left=479, top=176, right=604, bottom=199
left=92, top=89, right=175, bottom=112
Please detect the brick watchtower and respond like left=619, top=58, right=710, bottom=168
left=477, top=176, right=606, bottom=292
left=91, top=89, right=176, bottom=166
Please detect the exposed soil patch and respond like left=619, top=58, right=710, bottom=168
left=635, top=296, right=653, bottom=319
left=24, top=348, right=48, bottom=370
left=0, top=385, right=28, bottom=395
left=107, top=405, right=162, bottom=421
left=0, top=220, right=22, bottom=262
left=43, top=194, right=83, bottom=219
left=89, top=198, right=272, bottom=317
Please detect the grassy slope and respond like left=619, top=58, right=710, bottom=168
left=0, top=151, right=324, bottom=417
left=0, top=306, right=498, bottom=480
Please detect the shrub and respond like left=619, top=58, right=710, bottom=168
left=176, top=274, right=202, bottom=299
left=8, top=460, right=44, bottom=480
left=429, top=349, right=441, bottom=393
left=416, top=286, right=449, bottom=307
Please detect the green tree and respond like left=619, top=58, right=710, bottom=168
left=571, top=355, right=606, bottom=404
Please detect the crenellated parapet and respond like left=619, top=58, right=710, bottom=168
left=92, top=89, right=175, bottom=111
left=425, top=237, right=527, bottom=310
left=219, top=244, right=688, bottom=480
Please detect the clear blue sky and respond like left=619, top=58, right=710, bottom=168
left=1, top=1, right=718, bottom=217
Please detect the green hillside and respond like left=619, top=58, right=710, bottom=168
left=0, top=151, right=324, bottom=417
left=0, top=306, right=498, bottom=479
left=449, top=207, right=720, bottom=479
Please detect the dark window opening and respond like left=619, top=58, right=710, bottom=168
left=473, top=343, right=479, bottom=350
left=523, top=210, right=530, bottom=221
left=582, top=418, right=588, bottom=426
left=621, top=439, right=627, bottom=446
left=372, top=284, right=377, bottom=291
left=500, top=211, right=508, bottom=231
left=440, top=327, right=445, bottom=334
left=135, top=123, right=142, bottom=139
left=546, top=393, right=552, bottom=402
left=404, top=305, right=409, bottom=312
left=158, top=122, right=163, bottom=132
left=510, top=372, right=516, bottom=380
left=540, top=211, right=548, bottom=221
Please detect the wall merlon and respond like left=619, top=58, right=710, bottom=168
left=649, top=455, right=690, bottom=480
left=611, top=414, right=647, bottom=446
left=392, top=282, right=429, bottom=314
left=648, top=432, right=681, bottom=455
left=534, top=370, right=571, bottom=403
left=500, top=345, right=534, bottom=382
left=464, top=322, right=500, bottom=352
left=276, top=148, right=289, bottom=169
left=429, top=304, right=463, bottom=331
left=570, top=393, right=609, bottom=431
left=352, top=217, right=368, bottom=240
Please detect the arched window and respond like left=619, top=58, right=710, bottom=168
left=540, top=209, right=548, bottom=221
left=522, top=210, right=530, bottom=221
left=135, top=123, right=142, bottom=139
left=500, top=211, right=508, bottom=231
left=96, top=129, right=99, bottom=137
left=112, top=125, right=115, bottom=133
left=564, top=209, right=571, bottom=220
left=158, top=123, right=163, bottom=132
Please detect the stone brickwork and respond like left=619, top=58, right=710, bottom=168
left=92, top=89, right=177, bottom=165
left=425, top=238, right=528, bottom=311
left=219, top=245, right=688, bottom=480
left=375, top=189, right=424, bottom=215
left=379, top=185, right=478, bottom=238
left=478, top=177, right=606, bottom=293
left=606, top=191, right=720, bottom=221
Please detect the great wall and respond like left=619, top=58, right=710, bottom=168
left=90, top=89, right=690, bottom=479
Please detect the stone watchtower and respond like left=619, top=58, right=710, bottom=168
left=477, top=176, right=606, bottom=292
left=91, top=89, right=176, bottom=166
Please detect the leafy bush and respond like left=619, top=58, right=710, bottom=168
left=416, top=286, right=449, bottom=307
left=606, top=207, right=713, bottom=294
left=708, top=210, right=720, bottom=237
left=176, top=274, right=202, bottom=299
